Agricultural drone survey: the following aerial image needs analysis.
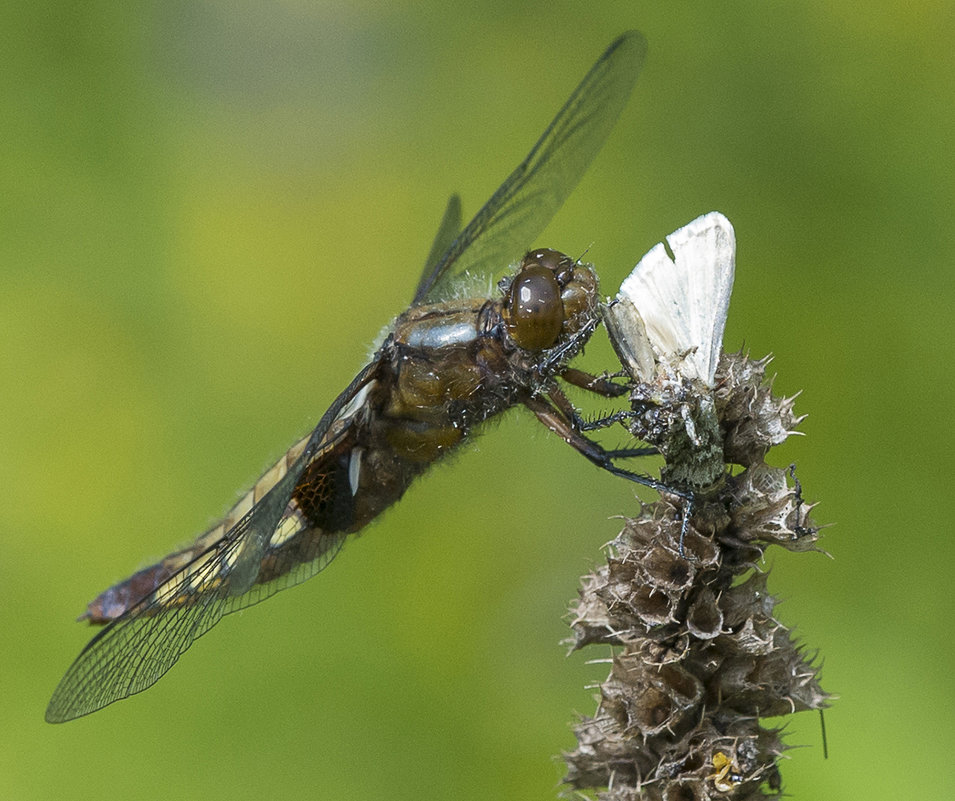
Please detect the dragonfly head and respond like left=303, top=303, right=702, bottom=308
left=501, top=249, right=599, bottom=354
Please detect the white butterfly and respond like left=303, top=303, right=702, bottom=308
left=605, top=211, right=735, bottom=389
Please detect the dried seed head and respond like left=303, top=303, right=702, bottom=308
left=564, top=351, right=830, bottom=799
left=716, top=352, right=804, bottom=466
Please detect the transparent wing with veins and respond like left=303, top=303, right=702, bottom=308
left=413, top=31, right=646, bottom=304
left=45, top=365, right=378, bottom=723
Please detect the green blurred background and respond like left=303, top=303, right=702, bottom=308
left=2, top=2, right=951, bottom=799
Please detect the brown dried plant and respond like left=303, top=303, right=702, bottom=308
left=564, top=351, right=829, bottom=800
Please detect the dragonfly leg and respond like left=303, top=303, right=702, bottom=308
left=559, top=366, right=629, bottom=397
left=548, top=377, right=656, bottom=456
left=526, top=388, right=692, bottom=555
left=576, top=408, right=641, bottom=432
left=523, top=393, right=679, bottom=498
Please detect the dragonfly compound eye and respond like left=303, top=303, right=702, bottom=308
left=505, top=262, right=563, bottom=351
left=531, top=248, right=573, bottom=279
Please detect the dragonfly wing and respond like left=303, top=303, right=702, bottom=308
left=414, top=31, right=646, bottom=304
left=415, top=194, right=463, bottom=302
left=46, top=363, right=379, bottom=723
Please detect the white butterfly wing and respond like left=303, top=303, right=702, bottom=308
left=608, top=212, right=735, bottom=387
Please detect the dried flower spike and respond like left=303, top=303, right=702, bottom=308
left=564, top=214, right=830, bottom=799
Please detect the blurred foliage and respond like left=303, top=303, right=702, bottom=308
left=2, top=2, right=952, bottom=800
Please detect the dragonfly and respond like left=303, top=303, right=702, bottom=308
left=46, top=31, right=653, bottom=723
